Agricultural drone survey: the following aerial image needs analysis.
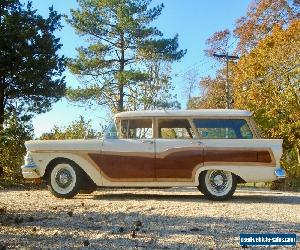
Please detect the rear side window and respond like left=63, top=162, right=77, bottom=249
left=193, top=119, right=253, bottom=139
left=158, top=119, right=195, bottom=139
left=119, top=119, right=153, bottom=139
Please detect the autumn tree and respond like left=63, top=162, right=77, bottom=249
left=233, top=19, right=300, bottom=177
left=188, top=28, right=237, bottom=110
left=188, top=72, right=228, bottom=109
left=67, top=0, right=186, bottom=113
left=191, top=0, right=300, bottom=112
left=234, top=0, right=300, bottom=53
left=0, top=0, right=66, bottom=130
left=204, top=29, right=232, bottom=57
left=188, top=29, right=234, bottom=109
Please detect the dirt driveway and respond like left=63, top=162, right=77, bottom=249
left=0, top=187, right=299, bottom=249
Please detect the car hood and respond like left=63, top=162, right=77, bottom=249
left=25, top=139, right=103, bottom=152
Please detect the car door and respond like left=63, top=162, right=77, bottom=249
left=89, top=118, right=155, bottom=181
left=192, top=118, right=257, bottom=164
left=155, top=118, right=204, bottom=181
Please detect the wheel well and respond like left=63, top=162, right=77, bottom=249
left=44, top=157, right=96, bottom=187
left=198, top=170, right=246, bottom=184
left=235, top=175, right=246, bottom=184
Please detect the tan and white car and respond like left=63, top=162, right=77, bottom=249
left=21, top=109, right=285, bottom=200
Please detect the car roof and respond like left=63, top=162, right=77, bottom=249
left=115, top=109, right=253, bottom=118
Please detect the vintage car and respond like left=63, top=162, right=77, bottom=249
left=21, top=109, right=285, bottom=200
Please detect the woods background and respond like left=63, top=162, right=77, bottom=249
left=0, top=0, right=299, bottom=190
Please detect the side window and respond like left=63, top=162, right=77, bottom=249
left=120, top=120, right=129, bottom=138
left=240, top=122, right=254, bottom=139
left=193, top=119, right=253, bottom=139
left=158, top=119, right=195, bottom=139
left=119, top=119, right=153, bottom=139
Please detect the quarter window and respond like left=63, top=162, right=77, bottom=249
left=119, top=119, right=153, bottom=139
left=158, top=119, right=195, bottom=139
left=193, top=119, right=253, bottom=139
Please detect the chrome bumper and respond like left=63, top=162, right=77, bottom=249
left=274, top=167, right=286, bottom=179
left=21, top=163, right=40, bottom=179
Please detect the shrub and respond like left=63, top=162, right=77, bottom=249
left=0, top=113, right=33, bottom=182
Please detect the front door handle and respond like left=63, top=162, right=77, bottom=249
left=141, top=140, right=154, bottom=144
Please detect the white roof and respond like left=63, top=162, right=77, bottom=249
left=115, top=109, right=252, bottom=118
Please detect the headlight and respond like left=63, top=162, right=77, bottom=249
left=24, top=153, right=35, bottom=166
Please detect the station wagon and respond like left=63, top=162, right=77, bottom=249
left=21, top=109, right=285, bottom=200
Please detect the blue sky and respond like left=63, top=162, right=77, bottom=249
left=22, top=0, right=250, bottom=137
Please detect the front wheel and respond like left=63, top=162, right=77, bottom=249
left=47, top=161, right=83, bottom=199
left=198, top=170, right=237, bottom=201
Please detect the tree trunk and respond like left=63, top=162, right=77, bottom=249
left=0, top=83, right=5, bottom=131
left=118, top=85, right=124, bottom=112
left=117, top=32, right=125, bottom=112
left=297, top=145, right=300, bottom=167
left=0, top=81, right=4, bottom=176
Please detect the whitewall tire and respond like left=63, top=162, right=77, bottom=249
left=47, top=161, right=83, bottom=199
left=198, top=170, right=237, bottom=201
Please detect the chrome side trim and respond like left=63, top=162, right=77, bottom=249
left=274, top=167, right=286, bottom=179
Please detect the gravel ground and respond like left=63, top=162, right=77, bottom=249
left=0, top=187, right=299, bottom=250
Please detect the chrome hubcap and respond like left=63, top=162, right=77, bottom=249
left=55, top=169, right=73, bottom=188
left=209, top=171, right=228, bottom=192
left=213, top=175, right=224, bottom=186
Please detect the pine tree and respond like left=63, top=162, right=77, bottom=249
left=67, top=0, right=186, bottom=112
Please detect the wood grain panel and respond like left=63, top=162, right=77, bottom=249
left=204, top=149, right=272, bottom=163
left=89, top=153, right=155, bottom=179
left=204, top=150, right=257, bottom=162
left=257, top=151, right=272, bottom=163
left=155, top=149, right=204, bottom=178
left=88, top=148, right=273, bottom=181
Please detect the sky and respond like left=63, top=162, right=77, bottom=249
left=21, top=0, right=251, bottom=137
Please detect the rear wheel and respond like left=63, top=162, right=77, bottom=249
left=47, top=161, right=83, bottom=199
left=198, top=170, right=237, bottom=201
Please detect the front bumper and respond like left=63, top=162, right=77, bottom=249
left=21, top=163, right=40, bottom=179
left=274, top=167, right=286, bottom=179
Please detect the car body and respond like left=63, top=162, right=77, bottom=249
left=21, top=109, right=285, bottom=200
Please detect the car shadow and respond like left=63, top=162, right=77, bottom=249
left=90, top=190, right=300, bottom=205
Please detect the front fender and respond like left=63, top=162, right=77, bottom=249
left=31, top=152, right=103, bottom=186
